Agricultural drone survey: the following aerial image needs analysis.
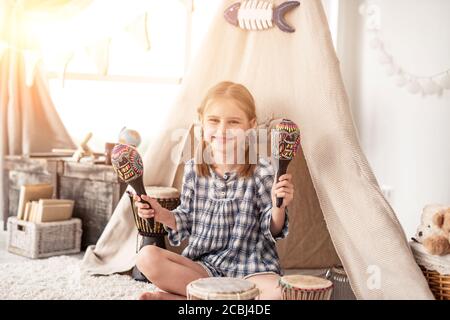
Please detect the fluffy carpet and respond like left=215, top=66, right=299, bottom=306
left=0, top=255, right=157, bottom=300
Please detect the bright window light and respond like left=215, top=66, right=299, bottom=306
left=46, top=0, right=222, bottom=154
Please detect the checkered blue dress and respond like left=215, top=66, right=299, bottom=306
left=165, top=157, right=289, bottom=278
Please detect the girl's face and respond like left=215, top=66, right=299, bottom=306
left=202, top=98, right=255, bottom=159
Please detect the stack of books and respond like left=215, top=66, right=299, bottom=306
left=16, top=184, right=75, bottom=223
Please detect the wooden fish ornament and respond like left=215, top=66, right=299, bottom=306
left=224, top=1, right=300, bottom=33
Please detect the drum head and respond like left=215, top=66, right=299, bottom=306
left=280, top=275, right=333, bottom=291
left=187, top=278, right=259, bottom=300
left=144, top=186, right=180, bottom=199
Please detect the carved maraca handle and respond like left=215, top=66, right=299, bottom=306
left=275, top=160, right=290, bottom=208
left=128, top=176, right=154, bottom=229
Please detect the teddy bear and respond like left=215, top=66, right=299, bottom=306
left=434, top=207, right=450, bottom=239
left=413, top=205, right=450, bottom=256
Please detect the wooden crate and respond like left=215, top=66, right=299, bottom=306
left=2, top=156, right=126, bottom=249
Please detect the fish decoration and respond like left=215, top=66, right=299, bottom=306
left=224, top=1, right=300, bottom=33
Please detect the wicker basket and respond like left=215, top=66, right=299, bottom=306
left=420, top=266, right=450, bottom=300
left=410, top=241, right=450, bottom=300
left=7, top=217, right=82, bottom=259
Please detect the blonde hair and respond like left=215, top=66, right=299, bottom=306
left=196, top=81, right=257, bottom=178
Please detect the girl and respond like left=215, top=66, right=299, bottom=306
left=134, top=81, right=294, bottom=300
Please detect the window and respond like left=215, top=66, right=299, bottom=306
left=44, top=0, right=221, bottom=153
left=45, top=0, right=339, bottom=153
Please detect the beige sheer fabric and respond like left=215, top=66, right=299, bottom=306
left=0, top=55, right=75, bottom=154
left=81, top=0, right=433, bottom=299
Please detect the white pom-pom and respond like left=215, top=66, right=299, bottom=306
left=366, top=5, right=381, bottom=31
left=370, top=37, right=382, bottom=49
left=386, top=64, right=399, bottom=76
left=378, top=51, right=392, bottom=65
left=407, top=80, right=422, bottom=95
left=437, top=73, right=450, bottom=90
left=395, top=75, right=407, bottom=88
left=422, top=79, right=442, bottom=95
left=367, top=21, right=381, bottom=31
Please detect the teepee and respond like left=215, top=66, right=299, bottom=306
left=81, top=0, right=433, bottom=300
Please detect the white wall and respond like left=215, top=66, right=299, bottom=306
left=337, top=0, right=450, bottom=238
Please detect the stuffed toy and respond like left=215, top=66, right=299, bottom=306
left=413, top=205, right=450, bottom=256
left=433, top=208, right=450, bottom=240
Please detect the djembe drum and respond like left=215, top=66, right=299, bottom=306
left=187, top=278, right=260, bottom=300
left=279, top=275, right=334, bottom=300
left=127, top=187, right=180, bottom=282
left=325, top=266, right=356, bottom=300
left=127, top=186, right=180, bottom=249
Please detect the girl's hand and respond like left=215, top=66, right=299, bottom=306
left=133, top=194, right=164, bottom=222
left=272, top=174, right=294, bottom=209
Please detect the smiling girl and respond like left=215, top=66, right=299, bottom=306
left=134, top=81, right=294, bottom=300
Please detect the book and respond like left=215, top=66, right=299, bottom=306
left=29, top=201, right=39, bottom=222
left=36, top=199, right=75, bottom=222
left=23, top=202, right=32, bottom=221
left=37, top=199, right=74, bottom=206
left=17, top=184, right=54, bottom=219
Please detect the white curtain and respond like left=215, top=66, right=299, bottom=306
left=0, top=0, right=79, bottom=227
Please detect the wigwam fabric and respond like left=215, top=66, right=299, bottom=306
left=81, top=0, right=433, bottom=300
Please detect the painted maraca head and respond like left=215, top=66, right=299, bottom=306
left=111, top=144, right=144, bottom=183
left=271, top=119, right=301, bottom=160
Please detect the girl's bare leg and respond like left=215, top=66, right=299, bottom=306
left=245, top=273, right=282, bottom=300
left=136, top=245, right=209, bottom=299
left=139, top=289, right=185, bottom=300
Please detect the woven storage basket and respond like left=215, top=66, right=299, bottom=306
left=7, top=217, right=82, bottom=259
left=410, top=241, right=450, bottom=300
left=420, top=266, right=450, bottom=300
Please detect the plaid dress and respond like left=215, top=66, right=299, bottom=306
left=165, top=157, right=289, bottom=278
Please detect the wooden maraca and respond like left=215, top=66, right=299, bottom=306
left=271, top=119, right=301, bottom=208
left=111, top=144, right=154, bottom=228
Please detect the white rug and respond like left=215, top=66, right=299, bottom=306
left=0, top=255, right=157, bottom=300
